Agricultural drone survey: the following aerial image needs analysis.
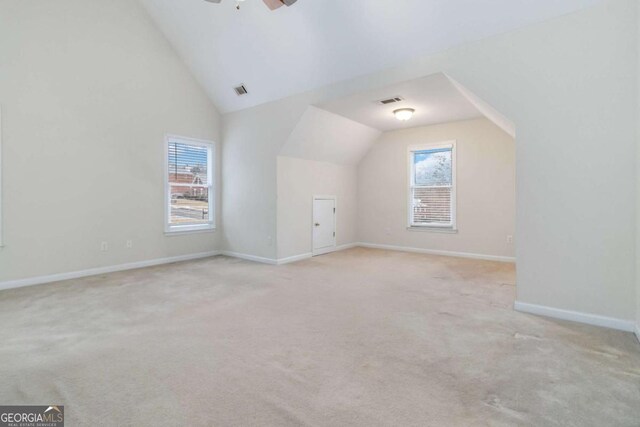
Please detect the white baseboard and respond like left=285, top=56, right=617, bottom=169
left=3, top=246, right=636, bottom=339
left=220, top=251, right=278, bottom=265
left=3, top=242, right=506, bottom=291
left=226, top=243, right=360, bottom=266
left=278, top=253, right=312, bottom=265
left=514, top=301, right=636, bottom=333
left=301, top=242, right=359, bottom=261
left=0, top=250, right=221, bottom=292
left=336, top=243, right=359, bottom=252
left=358, top=242, right=515, bottom=263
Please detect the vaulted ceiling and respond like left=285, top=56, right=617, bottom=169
left=140, top=0, right=601, bottom=113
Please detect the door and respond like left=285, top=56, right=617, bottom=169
left=313, top=197, right=336, bottom=256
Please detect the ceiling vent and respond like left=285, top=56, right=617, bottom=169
left=377, top=96, right=404, bottom=105
left=234, top=84, right=248, bottom=96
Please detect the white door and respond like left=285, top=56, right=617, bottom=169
left=313, top=197, right=336, bottom=255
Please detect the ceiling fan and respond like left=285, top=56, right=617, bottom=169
left=204, top=0, right=298, bottom=11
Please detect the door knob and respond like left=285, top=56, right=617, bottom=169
left=315, top=223, right=320, bottom=227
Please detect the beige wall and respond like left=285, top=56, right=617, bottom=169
left=0, top=0, right=221, bottom=282
left=277, top=157, right=358, bottom=260
left=358, top=119, right=515, bottom=259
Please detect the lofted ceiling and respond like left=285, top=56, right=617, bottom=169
left=140, top=0, right=601, bottom=113
left=280, top=106, right=381, bottom=166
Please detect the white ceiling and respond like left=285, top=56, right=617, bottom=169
left=317, top=73, right=482, bottom=132
left=140, top=0, right=601, bottom=113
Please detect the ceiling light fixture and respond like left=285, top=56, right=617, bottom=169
left=394, top=108, right=415, bottom=121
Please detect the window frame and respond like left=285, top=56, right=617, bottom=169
left=164, top=135, right=216, bottom=234
left=407, top=141, right=457, bottom=230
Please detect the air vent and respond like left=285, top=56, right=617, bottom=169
left=234, top=84, right=248, bottom=96
left=377, top=96, right=404, bottom=105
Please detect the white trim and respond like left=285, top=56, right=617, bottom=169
left=336, top=242, right=359, bottom=251
left=278, top=253, right=312, bottom=265
left=358, top=242, right=515, bottom=263
left=164, top=135, right=216, bottom=234
left=220, top=251, right=278, bottom=265
left=514, top=301, right=636, bottom=333
left=164, top=228, right=216, bottom=237
left=312, top=195, right=337, bottom=256
left=0, top=251, right=220, bottom=292
left=407, top=141, right=457, bottom=229
left=407, top=226, right=458, bottom=234
left=221, top=244, right=359, bottom=267
left=312, top=246, right=336, bottom=256
left=279, top=243, right=358, bottom=264
left=164, top=224, right=215, bottom=235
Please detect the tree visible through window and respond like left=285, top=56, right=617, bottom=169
left=409, top=143, right=455, bottom=228
left=165, top=137, right=215, bottom=233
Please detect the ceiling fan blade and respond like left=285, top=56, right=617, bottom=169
left=263, top=0, right=284, bottom=10
left=281, top=0, right=297, bottom=5
left=204, top=0, right=223, bottom=3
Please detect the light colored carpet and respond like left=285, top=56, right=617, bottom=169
left=0, top=248, right=638, bottom=426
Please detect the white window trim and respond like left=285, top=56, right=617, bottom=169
left=164, top=135, right=216, bottom=234
left=407, top=141, right=457, bottom=230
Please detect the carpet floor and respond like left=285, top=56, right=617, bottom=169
left=0, top=248, right=638, bottom=426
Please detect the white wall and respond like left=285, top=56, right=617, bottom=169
left=358, top=119, right=515, bottom=259
left=223, top=0, right=638, bottom=321
left=277, top=157, right=358, bottom=260
left=0, top=0, right=221, bottom=282
left=636, top=2, right=640, bottom=336
left=222, top=98, right=308, bottom=259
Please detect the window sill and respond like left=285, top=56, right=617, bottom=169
left=165, top=226, right=216, bottom=236
left=407, top=226, right=458, bottom=234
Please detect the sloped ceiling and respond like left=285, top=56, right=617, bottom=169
left=280, top=106, right=381, bottom=166
left=446, top=74, right=515, bottom=138
left=139, top=0, right=601, bottom=113
left=318, top=73, right=483, bottom=132
left=280, top=73, right=514, bottom=166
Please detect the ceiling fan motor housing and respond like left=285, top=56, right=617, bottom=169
left=205, top=0, right=298, bottom=10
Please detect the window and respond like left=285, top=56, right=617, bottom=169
left=408, top=142, right=456, bottom=229
left=165, top=136, right=215, bottom=233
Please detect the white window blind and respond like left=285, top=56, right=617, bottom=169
left=165, top=136, right=215, bottom=233
left=409, top=143, right=456, bottom=228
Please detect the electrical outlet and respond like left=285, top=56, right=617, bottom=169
left=507, top=235, right=513, bottom=244
left=267, top=236, right=273, bottom=247
left=126, top=240, right=133, bottom=249
left=100, top=241, right=109, bottom=251
left=385, top=227, right=392, bottom=236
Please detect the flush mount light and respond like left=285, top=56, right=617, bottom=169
left=394, top=108, right=415, bottom=121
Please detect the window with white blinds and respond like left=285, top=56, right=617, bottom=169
left=408, top=142, right=456, bottom=228
left=165, top=136, right=215, bottom=233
